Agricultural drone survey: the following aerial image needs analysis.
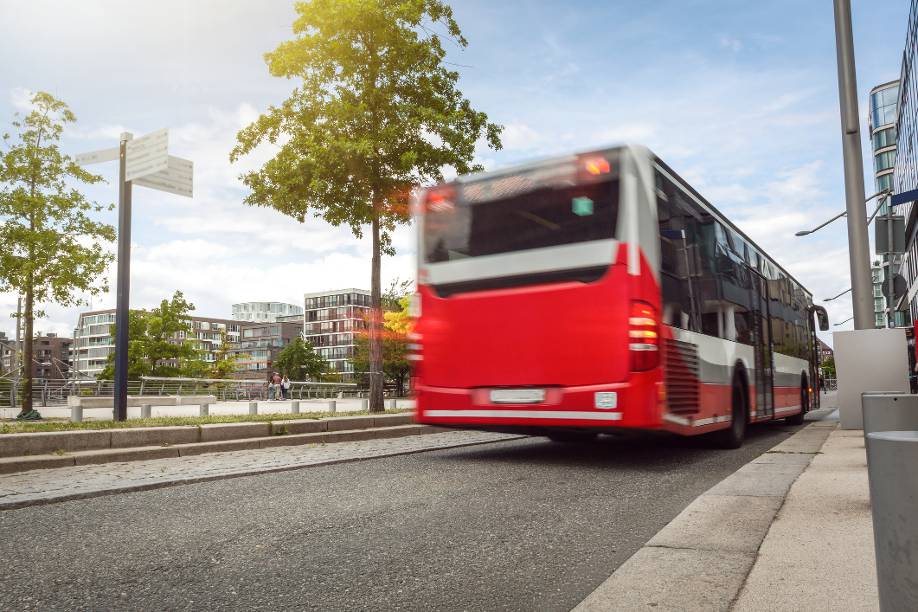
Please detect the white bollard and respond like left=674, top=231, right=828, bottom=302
left=141, top=404, right=152, bottom=419
left=291, top=400, right=300, bottom=414
left=71, top=405, right=83, bottom=423
left=249, top=401, right=258, bottom=415
left=361, top=399, right=369, bottom=411
left=328, top=400, right=336, bottom=414
left=388, top=399, right=397, bottom=410
left=199, top=403, right=209, bottom=417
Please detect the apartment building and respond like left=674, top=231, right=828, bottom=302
left=232, top=302, right=303, bottom=323
left=71, top=309, right=245, bottom=378
left=303, top=289, right=371, bottom=378
left=0, top=332, right=71, bottom=380
left=229, top=320, right=304, bottom=378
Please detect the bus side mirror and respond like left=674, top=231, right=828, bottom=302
left=813, top=305, right=829, bottom=331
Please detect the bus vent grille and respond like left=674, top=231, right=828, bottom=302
left=665, top=338, right=700, bottom=414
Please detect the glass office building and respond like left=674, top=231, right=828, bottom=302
left=895, top=1, right=918, bottom=324
left=869, top=81, right=900, bottom=327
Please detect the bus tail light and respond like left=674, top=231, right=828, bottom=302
left=629, top=301, right=659, bottom=371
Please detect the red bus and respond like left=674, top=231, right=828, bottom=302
left=410, top=145, right=829, bottom=448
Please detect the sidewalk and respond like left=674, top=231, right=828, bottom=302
left=576, top=392, right=879, bottom=611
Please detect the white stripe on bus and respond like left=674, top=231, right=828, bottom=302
left=424, top=410, right=623, bottom=421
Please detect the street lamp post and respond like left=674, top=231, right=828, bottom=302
left=824, top=288, right=852, bottom=302
left=833, top=0, right=873, bottom=329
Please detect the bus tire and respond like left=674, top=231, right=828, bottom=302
left=785, top=378, right=808, bottom=426
left=546, top=430, right=598, bottom=443
left=714, top=378, right=747, bottom=449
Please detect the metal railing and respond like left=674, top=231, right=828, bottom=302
left=0, top=376, right=365, bottom=407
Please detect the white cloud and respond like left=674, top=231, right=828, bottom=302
left=500, top=122, right=543, bottom=151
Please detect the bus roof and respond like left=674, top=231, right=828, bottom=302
left=436, top=144, right=813, bottom=301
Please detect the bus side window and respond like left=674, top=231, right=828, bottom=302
left=656, top=170, right=698, bottom=331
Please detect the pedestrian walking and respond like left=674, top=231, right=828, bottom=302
left=271, top=372, right=283, bottom=400
left=281, top=375, right=291, bottom=400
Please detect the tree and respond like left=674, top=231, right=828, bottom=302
left=210, top=329, right=244, bottom=379
left=275, top=337, right=326, bottom=381
left=230, top=0, right=501, bottom=412
left=0, top=92, right=115, bottom=416
left=353, top=295, right=413, bottom=396
left=821, top=355, right=836, bottom=379
left=98, top=291, right=202, bottom=379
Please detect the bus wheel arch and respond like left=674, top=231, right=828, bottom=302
left=785, top=372, right=808, bottom=425
left=713, top=364, right=749, bottom=449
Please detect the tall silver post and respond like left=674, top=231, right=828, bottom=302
left=113, top=132, right=133, bottom=422
left=886, top=195, right=895, bottom=328
left=12, top=296, right=21, bottom=409
left=833, top=0, right=874, bottom=329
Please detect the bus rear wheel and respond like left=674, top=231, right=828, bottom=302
left=713, top=379, right=747, bottom=449
left=785, top=380, right=808, bottom=426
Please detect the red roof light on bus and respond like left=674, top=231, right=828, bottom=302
left=583, top=157, right=611, bottom=175
left=426, top=187, right=456, bottom=213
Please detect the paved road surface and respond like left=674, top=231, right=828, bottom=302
left=0, top=422, right=804, bottom=611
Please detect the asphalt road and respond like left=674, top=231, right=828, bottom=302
left=0, top=422, right=804, bottom=611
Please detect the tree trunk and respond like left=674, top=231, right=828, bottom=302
left=369, top=214, right=384, bottom=413
left=21, top=282, right=34, bottom=414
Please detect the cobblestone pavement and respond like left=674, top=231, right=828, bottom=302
left=0, top=430, right=519, bottom=510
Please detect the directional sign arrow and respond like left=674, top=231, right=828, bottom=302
left=125, top=128, right=169, bottom=181
left=75, top=147, right=119, bottom=166
left=133, top=155, right=193, bottom=198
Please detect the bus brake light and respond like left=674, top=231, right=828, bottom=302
left=629, top=301, right=659, bottom=371
left=583, top=157, right=611, bottom=175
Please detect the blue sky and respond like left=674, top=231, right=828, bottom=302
left=0, top=0, right=910, bottom=345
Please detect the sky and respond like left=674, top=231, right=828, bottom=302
left=0, top=0, right=910, bottom=347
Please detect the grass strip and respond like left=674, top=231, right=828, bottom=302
left=0, top=409, right=411, bottom=434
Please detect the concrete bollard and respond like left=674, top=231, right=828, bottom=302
left=199, top=403, right=209, bottom=417
left=866, top=431, right=918, bottom=611
left=328, top=400, right=336, bottom=414
left=361, top=399, right=369, bottom=411
left=291, top=400, right=300, bottom=414
left=141, top=404, right=152, bottom=419
left=388, top=399, right=397, bottom=410
left=71, top=405, right=83, bottom=423
left=249, top=401, right=258, bottom=415
left=862, top=393, right=918, bottom=437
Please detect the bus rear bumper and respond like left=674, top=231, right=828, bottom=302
left=414, top=374, right=661, bottom=430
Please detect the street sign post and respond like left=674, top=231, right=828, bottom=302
left=76, top=128, right=193, bottom=421
left=125, top=128, right=169, bottom=181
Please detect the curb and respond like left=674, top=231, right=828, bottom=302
left=573, top=420, right=836, bottom=612
left=0, top=431, right=526, bottom=511
left=0, top=413, right=413, bottom=459
left=0, top=422, right=434, bottom=475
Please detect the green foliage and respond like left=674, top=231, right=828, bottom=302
left=98, top=291, right=203, bottom=379
left=353, top=297, right=412, bottom=395
left=275, top=337, right=326, bottom=380
left=0, top=92, right=115, bottom=410
left=230, top=0, right=501, bottom=410
left=210, top=329, right=244, bottom=379
left=821, top=355, right=836, bottom=379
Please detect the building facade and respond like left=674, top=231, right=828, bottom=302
left=71, top=309, right=245, bottom=379
left=229, top=320, right=304, bottom=378
left=232, top=302, right=303, bottom=323
left=303, top=289, right=371, bottom=378
left=869, top=81, right=901, bottom=327
left=896, top=1, right=918, bottom=326
left=0, top=332, right=71, bottom=380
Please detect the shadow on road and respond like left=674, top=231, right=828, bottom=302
left=436, top=421, right=804, bottom=471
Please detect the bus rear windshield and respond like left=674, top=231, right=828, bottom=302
left=424, top=177, right=620, bottom=263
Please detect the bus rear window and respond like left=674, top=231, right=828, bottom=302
left=424, top=177, right=620, bottom=263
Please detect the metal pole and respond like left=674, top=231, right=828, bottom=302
left=833, top=0, right=874, bottom=329
left=887, top=197, right=895, bottom=328
left=11, top=296, right=21, bottom=409
left=113, top=132, right=133, bottom=422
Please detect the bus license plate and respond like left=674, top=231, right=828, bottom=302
left=490, top=389, right=545, bottom=404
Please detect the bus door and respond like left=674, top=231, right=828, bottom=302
left=750, top=270, right=774, bottom=419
